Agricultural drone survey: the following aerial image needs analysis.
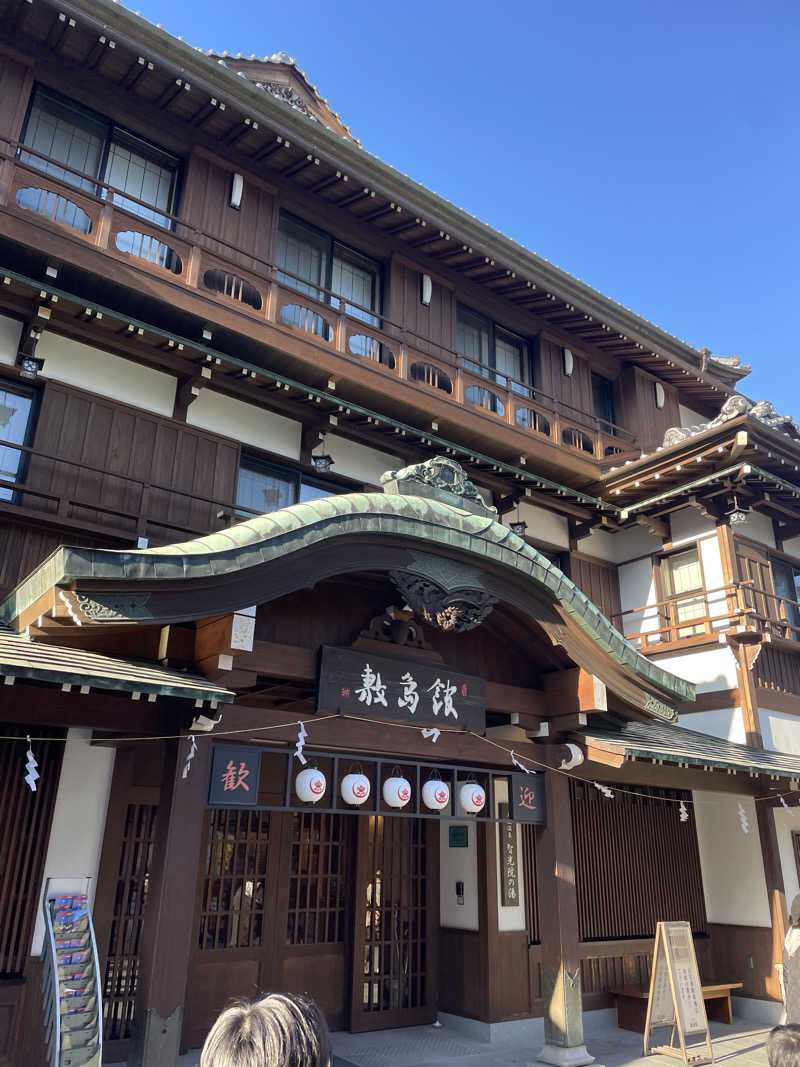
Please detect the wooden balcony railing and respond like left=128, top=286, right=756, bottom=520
left=0, top=142, right=637, bottom=465
left=613, top=579, right=800, bottom=650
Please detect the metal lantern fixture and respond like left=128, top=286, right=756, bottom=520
left=341, top=771, right=371, bottom=806
left=382, top=770, right=412, bottom=809
left=295, top=767, right=326, bottom=804
left=459, top=781, right=486, bottom=814
left=510, top=503, right=527, bottom=539
left=311, top=434, right=334, bottom=473
left=727, top=493, right=750, bottom=528
left=422, top=777, right=450, bottom=811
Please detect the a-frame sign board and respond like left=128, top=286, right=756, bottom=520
left=644, top=921, right=713, bottom=1066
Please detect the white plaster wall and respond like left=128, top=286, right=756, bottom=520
left=439, top=820, right=479, bottom=930
left=656, top=645, right=739, bottom=692
left=493, top=778, right=526, bottom=932
left=783, top=535, right=800, bottom=558
left=679, top=708, right=747, bottom=744
left=669, top=508, right=716, bottom=548
left=0, top=313, right=22, bottom=365
left=760, top=709, right=800, bottom=757
left=506, top=502, right=569, bottom=551
left=31, top=728, right=115, bottom=956
left=618, top=557, right=659, bottom=639
left=692, top=792, right=770, bottom=927
left=576, top=527, right=616, bottom=563
left=680, top=404, right=706, bottom=428
left=740, top=513, right=777, bottom=549
left=774, top=808, right=800, bottom=918
left=187, top=389, right=301, bottom=460
left=325, top=435, right=401, bottom=486
left=37, top=332, right=177, bottom=417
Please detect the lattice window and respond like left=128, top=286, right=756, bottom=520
left=0, top=726, right=63, bottom=977
left=102, top=803, right=157, bottom=1041
left=522, top=822, right=540, bottom=945
left=360, top=816, right=428, bottom=1015
left=571, top=781, right=707, bottom=940
left=198, top=809, right=271, bottom=950
left=287, top=812, right=350, bottom=946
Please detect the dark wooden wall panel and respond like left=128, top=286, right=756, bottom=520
left=0, top=524, right=70, bottom=599
left=753, top=644, right=800, bottom=695
left=569, top=554, right=622, bottom=624
left=438, top=928, right=483, bottom=1019
left=708, top=922, right=778, bottom=1000
left=571, top=781, right=707, bottom=941
left=26, top=382, right=240, bottom=542
left=388, top=260, right=454, bottom=358
left=617, top=366, right=679, bottom=451
left=182, top=152, right=276, bottom=275
left=0, top=52, right=33, bottom=144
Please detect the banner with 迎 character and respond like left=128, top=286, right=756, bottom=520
left=208, top=744, right=262, bottom=807
left=317, top=646, right=486, bottom=732
left=509, top=772, right=547, bottom=824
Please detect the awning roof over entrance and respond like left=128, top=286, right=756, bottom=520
left=577, top=719, right=800, bottom=781
left=0, top=627, right=233, bottom=705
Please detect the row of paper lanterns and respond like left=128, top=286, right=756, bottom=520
left=295, top=767, right=486, bottom=814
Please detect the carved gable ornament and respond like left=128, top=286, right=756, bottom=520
left=380, top=456, right=497, bottom=518
left=390, top=553, right=498, bottom=633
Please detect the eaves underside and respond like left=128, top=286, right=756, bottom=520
left=31, top=0, right=736, bottom=393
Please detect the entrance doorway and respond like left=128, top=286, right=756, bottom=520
left=182, top=808, right=438, bottom=1047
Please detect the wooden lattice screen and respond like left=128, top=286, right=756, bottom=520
left=0, top=725, right=64, bottom=977
left=197, top=809, right=272, bottom=950
left=101, top=803, right=158, bottom=1042
left=286, top=812, right=352, bottom=946
left=571, top=780, right=707, bottom=941
left=521, top=822, right=540, bottom=945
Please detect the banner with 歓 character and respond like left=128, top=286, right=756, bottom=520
left=317, top=646, right=486, bottom=732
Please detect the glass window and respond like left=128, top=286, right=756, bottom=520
left=276, top=215, right=328, bottom=303
left=591, top=374, right=615, bottom=432
left=19, top=87, right=179, bottom=230
left=0, top=383, right=36, bottom=502
left=456, top=305, right=528, bottom=395
left=663, top=547, right=705, bottom=638
left=235, top=456, right=338, bottom=517
left=772, top=559, right=800, bottom=637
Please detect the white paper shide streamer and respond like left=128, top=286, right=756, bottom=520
left=593, top=781, right=614, bottom=799
left=24, top=734, right=39, bottom=792
left=294, top=721, right=308, bottom=765
left=421, top=728, right=440, bottom=743
left=679, top=800, right=689, bottom=822
left=737, top=801, right=749, bottom=834
left=181, top=734, right=198, bottom=779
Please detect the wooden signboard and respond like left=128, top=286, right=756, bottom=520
left=644, top=921, right=713, bottom=1066
left=498, top=803, right=520, bottom=907
left=317, top=645, right=486, bottom=731
left=509, top=772, right=547, bottom=825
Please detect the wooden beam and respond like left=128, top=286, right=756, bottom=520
left=542, top=668, right=608, bottom=715
left=194, top=611, right=255, bottom=663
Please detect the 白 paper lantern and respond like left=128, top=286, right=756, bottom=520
left=422, top=779, right=450, bottom=812
left=383, top=775, right=412, bottom=809
left=459, top=782, right=486, bottom=814
left=341, top=772, right=371, bottom=806
left=295, top=767, right=326, bottom=804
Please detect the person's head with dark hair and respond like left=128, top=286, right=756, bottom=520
left=768, top=1025, right=800, bottom=1067
left=199, top=993, right=331, bottom=1067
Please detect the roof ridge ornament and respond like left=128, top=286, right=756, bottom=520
left=661, top=392, right=800, bottom=449
left=380, top=456, right=497, bottom=518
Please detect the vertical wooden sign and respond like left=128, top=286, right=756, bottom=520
left=644, top=921, right=713, bottom=1066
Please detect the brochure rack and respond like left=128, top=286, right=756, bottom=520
left=41, top=882, right=102, bottom=1067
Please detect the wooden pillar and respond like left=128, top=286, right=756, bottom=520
left=757, top=796, right=789, bottom=1001
left=536, top=770, right=594, bottom=1066
left=128, top=733, right=211, bottom=1067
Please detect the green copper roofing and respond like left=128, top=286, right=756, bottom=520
left=0, top=483, right=694, bottom=707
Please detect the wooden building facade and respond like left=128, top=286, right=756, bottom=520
left=0, top=2, right=799, bottom=1066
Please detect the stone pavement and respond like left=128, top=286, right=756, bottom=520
left=177, top=1013, right=771, bottom=1067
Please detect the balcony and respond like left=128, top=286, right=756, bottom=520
left=615, top=580, right=800, bottom=652
left=0, top=142, right=637, bottom=469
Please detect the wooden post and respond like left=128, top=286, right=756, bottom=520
left=536, top=770, right=594, bottom=1066
left=756, top=796, right=788, bottom=1002
left=128, top=732, right=211, bottom=1067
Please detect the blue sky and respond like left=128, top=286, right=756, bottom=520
left=136, top=0, right=799, bottom=408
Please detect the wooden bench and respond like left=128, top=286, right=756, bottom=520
left=609, top=983, right=744, bottom=1033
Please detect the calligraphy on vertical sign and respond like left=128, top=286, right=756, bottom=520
left=499, top=804, right=520, bottom=907
left=317, top=646, right=486, bottom=731
left=508, top=773, right=547, bottom=825
left=644, top=921, right=712, bottom=1067
left=208, top=745, right=262, bottom=807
